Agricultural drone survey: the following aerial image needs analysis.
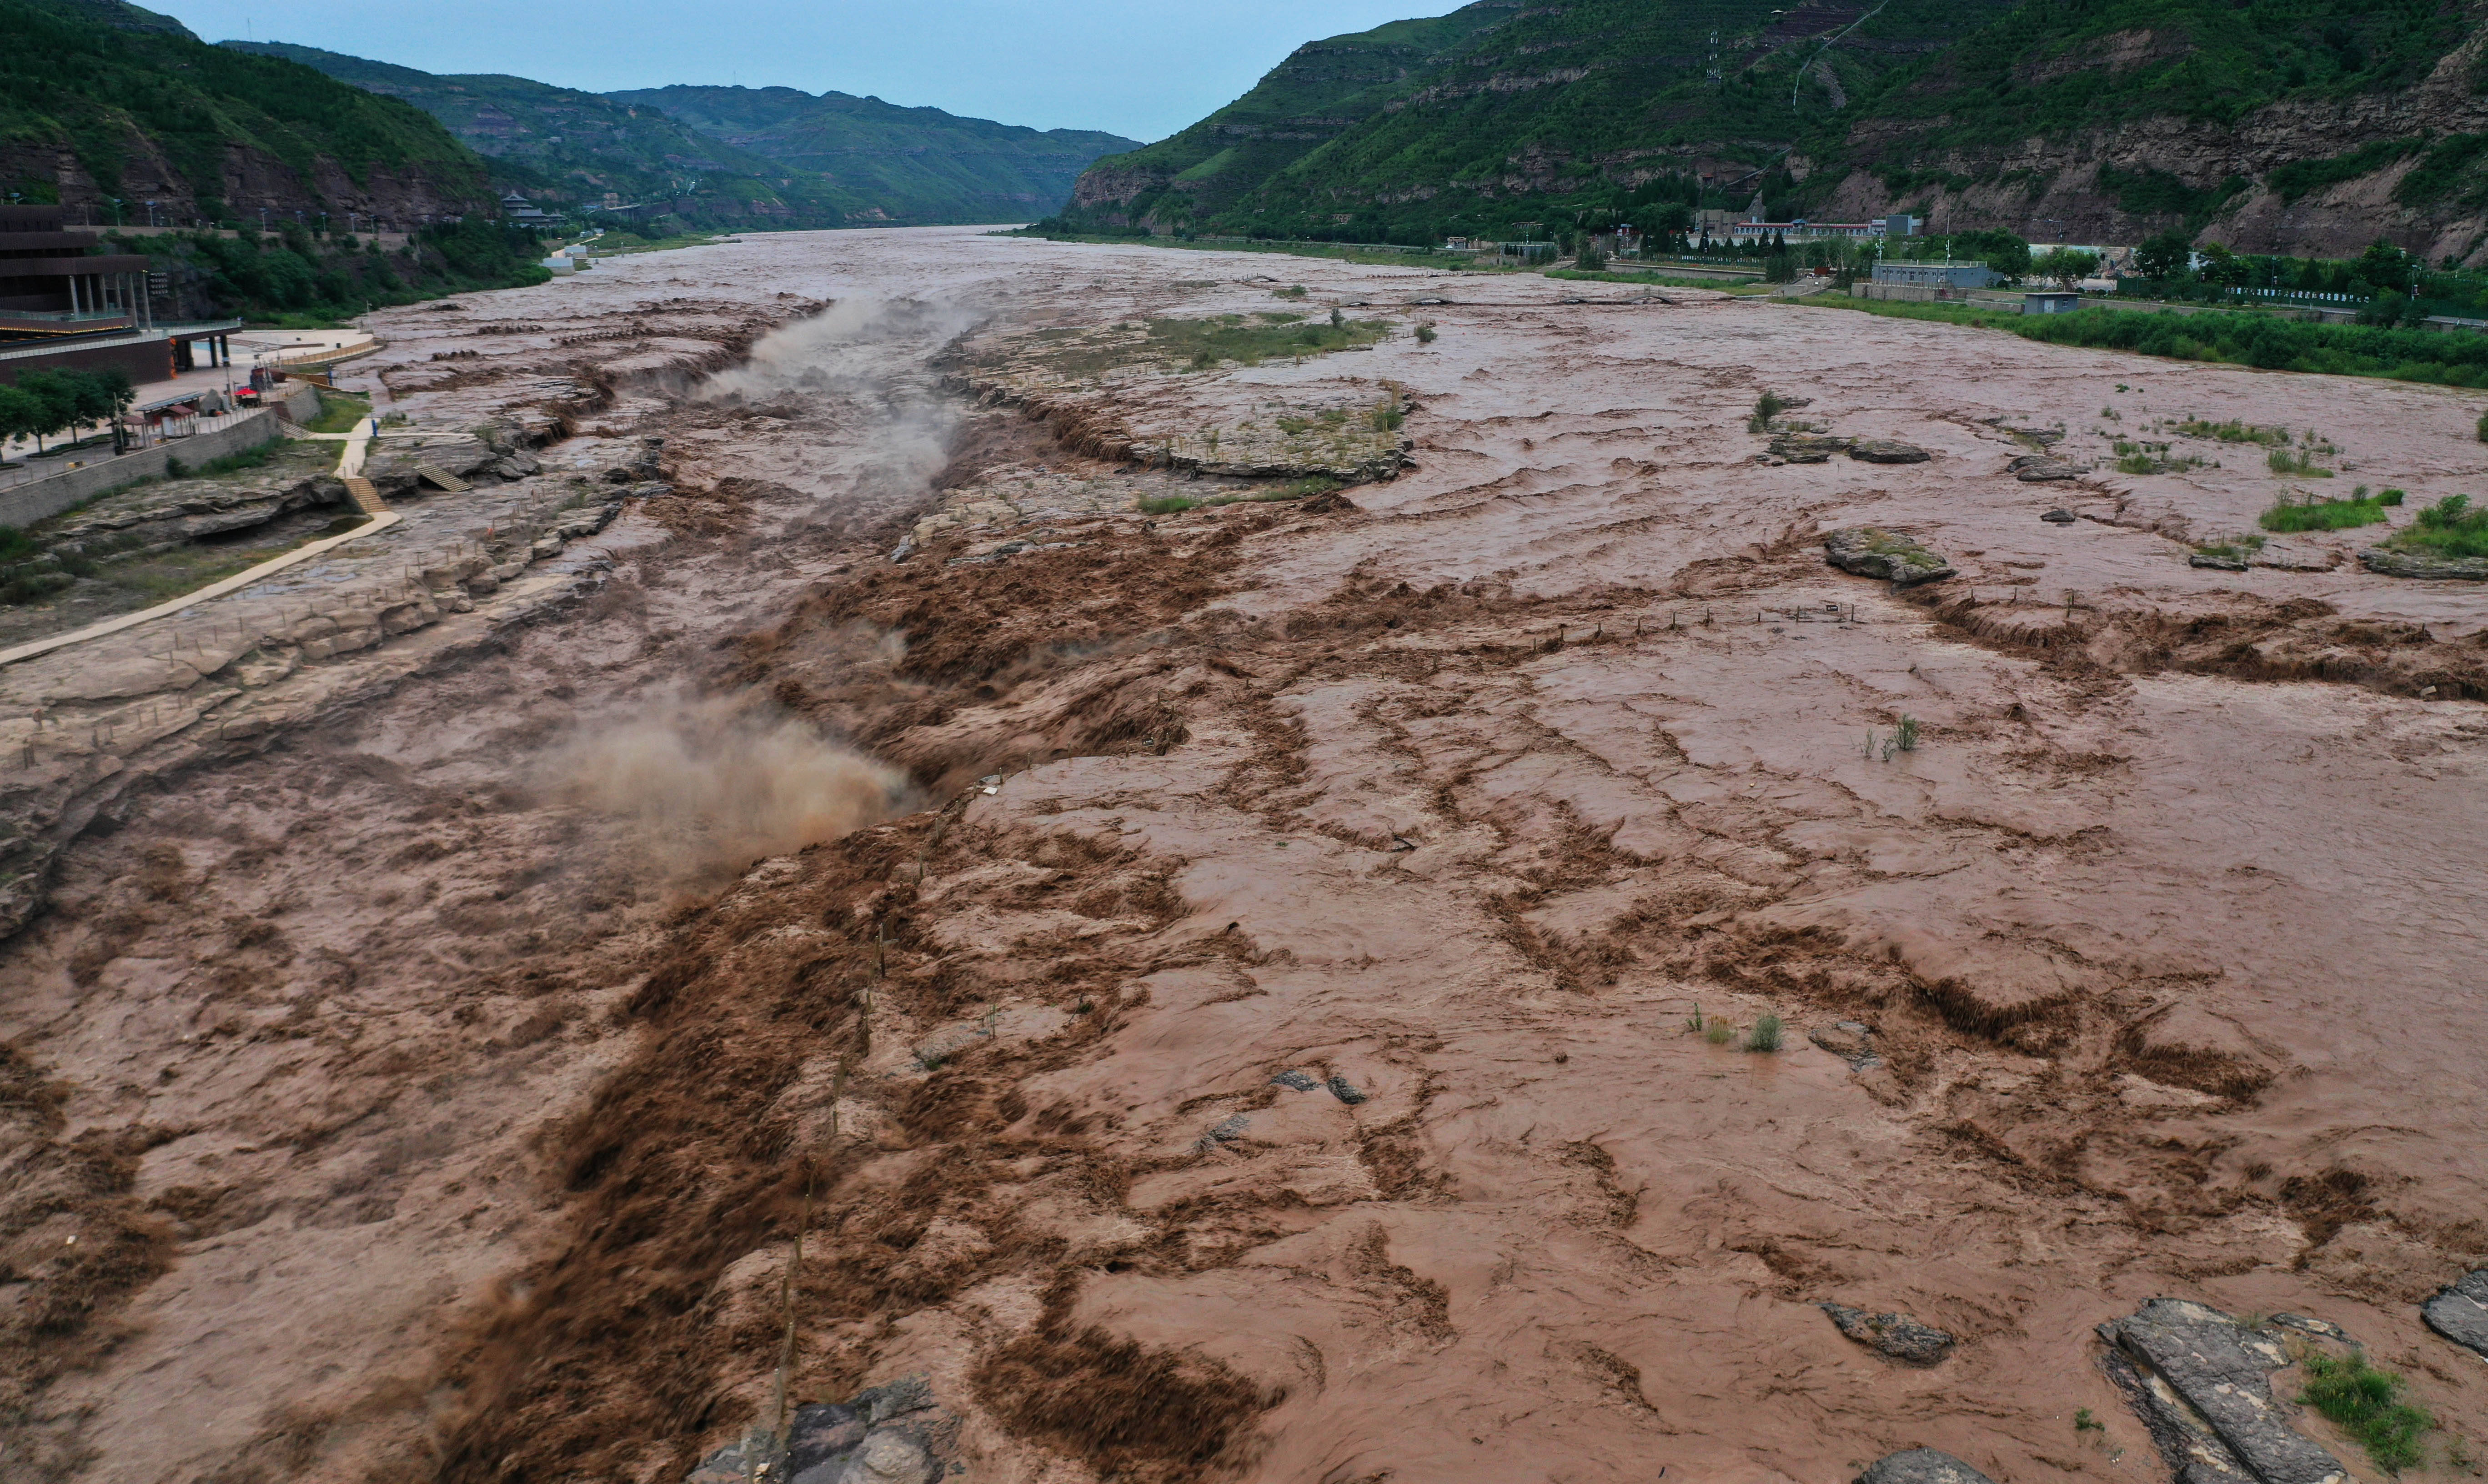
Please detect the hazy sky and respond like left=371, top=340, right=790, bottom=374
left=150, top=0, right=1464, bottom=142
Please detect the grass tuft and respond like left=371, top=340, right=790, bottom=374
left=1746, top=1013, right=1784, bottom=1053
left=2261, top=493, right=2388, bottom=532
left=1704, top=1019, right=1736, bottom=1046
left=1415, top=321, right=1437, bottom=344
left=301, top=391, right=372, bottom=435
left=2175, top=417, right=2289, bottom=446
left=2299, top=1351, right=2431, bottom=1474
left=2387, top=493, right=2488, bottom=559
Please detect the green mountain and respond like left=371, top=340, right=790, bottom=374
left=0, top=0, right=490, bottom=226
left=603, top=86, right=1141, bottom=223
left=1063, top=0, right=2014, bottom=242
left=221, top=42, right=868, bottom=230
left=1066, top=0, right=2488, bottom=261
left=1806, top=0, right=2484, bottom=257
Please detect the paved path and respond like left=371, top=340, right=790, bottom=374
left=0, top=420, right=387, bottom=667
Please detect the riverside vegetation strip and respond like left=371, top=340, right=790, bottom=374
left=4, top=229, right=2488, bottom=1484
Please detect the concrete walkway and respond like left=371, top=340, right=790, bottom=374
left=0, top=420, right=390, bottom=668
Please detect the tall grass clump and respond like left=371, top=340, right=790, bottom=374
left=1746, top=1013, right=1784, bottom=1053
left=2176, top=417, right=2289, bottom=446
left=2389, top=493, right=2488, bottom=559
left=2298, top=1351, right=2431, bottom=1474
left=2260, top=493, right=2388, bottom=532
left=1749, top=390, right=1786, bottom=433
left=1414, top=321, right=1438, bottom=344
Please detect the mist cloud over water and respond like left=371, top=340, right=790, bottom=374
left=699, top=295, right=983, bottom=508
left=554, top=695, right=913, bottom=870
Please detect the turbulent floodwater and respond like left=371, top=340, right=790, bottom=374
left=4, top=227, right=2485, bottom=1484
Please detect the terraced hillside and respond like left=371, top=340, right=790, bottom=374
left=1065, top=0, right=2488, bottom=261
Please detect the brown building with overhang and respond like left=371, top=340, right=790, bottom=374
left=0, top=205, right=240, bottom=386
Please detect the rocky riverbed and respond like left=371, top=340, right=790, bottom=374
left=3, top=227, right=2486, bottom=1484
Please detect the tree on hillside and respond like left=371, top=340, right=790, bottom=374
left=88, top=369, right=137, bottom=453
left=66, top=370, right=118, bottom=445
left=12, top=371, right=80, bottom=455
left=2197, top=242, right=2250, bottom=288
left=1976, top=233, right=2032, bottom=280
left=2358, top=241, right=2413, bottom=294
left=2135, top=231, right=2194, bottom=281
left=2033, top=246, right=2101, bottom=291
left=0, top=384, right=40, bottom=460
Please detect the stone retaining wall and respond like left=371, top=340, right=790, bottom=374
left=0, top=382, right=320, bottom=531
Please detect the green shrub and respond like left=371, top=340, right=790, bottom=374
left=1705, top=1019, right=1736, bottom=1046
left=1137, top=494, right=1199, bottom=515
left=2388, top=493, right=2488, bottom=559
left=2477, top=410, right=2487, bottom=443
left=1896, top=715, right=1920, bottom=752
left=1415, top=321, right=1438, bottom=344
left=2260, top=495, right=2388, bottom=532
left=0, top=525, right=31, bottom=564
left=2380, top=487, right=2407, bottom=506
left=1746, top=1013, right=1784, bottom=1053
left=1749, top=390, right=1786, bottom=433
left=2299, top=1352, right=2431, bottom=1474
left=2175, top=417, right=2288, bottom=446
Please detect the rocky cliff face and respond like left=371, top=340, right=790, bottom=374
left=1066, top=0, right=2488, bottom=258
left=0, top=136, right=488, bottom=229
left=1067, top=162, right=1178, bottom=226
left=1813, top=30, right=2488, bottom=258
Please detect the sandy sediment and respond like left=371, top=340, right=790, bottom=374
left=3, top=228, right=2486, bottom=1484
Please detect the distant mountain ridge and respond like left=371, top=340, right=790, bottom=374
left=604, top=85, right=1140, bottom=223
left=221, top=42, right=868, bottom=230
left=1065, top=0, right=2488, bottom=263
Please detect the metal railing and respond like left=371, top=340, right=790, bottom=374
left=0, top=406, right=265, bottom=491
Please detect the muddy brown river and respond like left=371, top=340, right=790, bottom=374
left=2, top=226, right=2483, bottom=1484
